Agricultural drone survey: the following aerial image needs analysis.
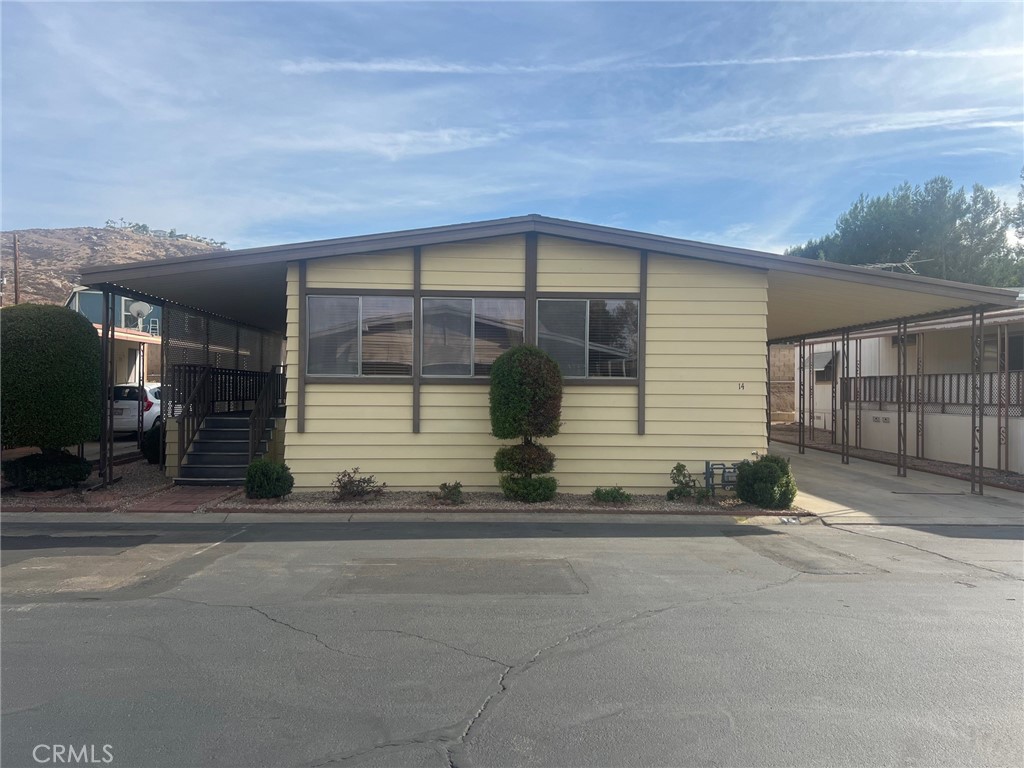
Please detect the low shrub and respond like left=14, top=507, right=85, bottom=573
left=694, top=487, right=713, bottom=504
left=1, top=451, right=92, bottom=491
left=333, top=467, right=386, bottom=501
left=735, top=454, right=797, bottom=510
left=494, top=443, right=556, bottom=476
left=245, top=458, right=294, bottom=499
left=436, top=481, right=464, bottom=505
left=499, top=475, right=557, bottom=503
left=141, top=424, right=161, bottom=465
left=666, top=462, right=700, bottom=501
left=592, top=486, right=631, bottom=504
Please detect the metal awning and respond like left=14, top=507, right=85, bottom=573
left=79, top=214, right=1021, bottom=339
left=812, top=351, right=835, bottom=372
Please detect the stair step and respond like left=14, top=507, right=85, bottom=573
left=202, top=415, right=277, bottom=430
left=179, top=464, right=248, bottom=479
left=185, top=452, right=250, bottom=466
left=191, top=440, right=266, bottom=454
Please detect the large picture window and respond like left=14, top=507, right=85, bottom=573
left=538, top=298, right=639, bottom=378
left=422, top=297, right=525, bottom=377
left=307, top=296, right=413, bottom=376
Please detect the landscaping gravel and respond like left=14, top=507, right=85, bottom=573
left=2, top=460, right=172, bottom=510
left=213, top=489, right=776, bottom=515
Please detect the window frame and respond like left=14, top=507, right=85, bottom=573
left=536, top=297, right=639, bottom=380
left=305, top=294, right=414, bottom=379
left=420, top=296, right=526, bottom=379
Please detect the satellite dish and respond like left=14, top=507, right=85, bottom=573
left=128, top=301, right=152, bottom=330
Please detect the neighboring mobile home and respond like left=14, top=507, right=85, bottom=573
left=794, top=300, right=1024, bottom=474
left=78, top=215, right=1020, bottom=491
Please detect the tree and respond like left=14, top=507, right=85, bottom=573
left=787, top=174, right=1022, bottom=287
left=1, top=304, right=101, bottom=451
left=489, top=345, right=563, bottom=502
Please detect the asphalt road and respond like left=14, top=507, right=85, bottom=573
left=2, top=517, right=1022, bottom=768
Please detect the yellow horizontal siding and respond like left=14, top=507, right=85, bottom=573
left=421, top=235, right=524, bottom=291
left=537, top=236, right=640, bottom=292
left=282, top=244, right=769, bottom=491
left=307, top=249, right=413, bottom=290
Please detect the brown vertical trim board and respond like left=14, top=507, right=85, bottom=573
left=638, top=250, right=648, bottom=436
left=412, top=246, right=422, bottom=434
left=525, top=232, right=538, bottom=344
left=297, top=260, right=307, bottom=434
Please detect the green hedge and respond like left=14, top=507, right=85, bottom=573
left=735, top=454, right=797, bottom=510
left=489, top=345, right=562, bottom=440
left=245, top=459, right=294, bottom=499
left=499, top=475, right=558, bottom=503
left=2, top=451, right=92, bottom=491
left=1, top=304, right=101, bottom=450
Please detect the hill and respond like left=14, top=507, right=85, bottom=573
left=0, top=226, right=227, bottom=306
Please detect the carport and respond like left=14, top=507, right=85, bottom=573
left=78, top=215, right=1020, bottom=491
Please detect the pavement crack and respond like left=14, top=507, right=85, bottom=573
left=367, top=629, right=509, bottom=666
left=249, top=607, right=375, bottom=661
left=829, top=525, right=1022, bottom=580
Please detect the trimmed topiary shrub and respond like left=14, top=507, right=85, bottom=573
left=499, top=475, right=558, bottom=504
left=141, top=424, right=162, bottom=465
left=489, top=345, right=563, bottom=441
left=735, top=454, right=797, bottom=510
left=494, top=443, right=556, bottom=477
left=245, top=458, right=294, bottom=499
left=2, top=451, right=92, bottom=491
left=1, top=304, right=101, bottom=452
left=489, top=346, right=563, bottom=503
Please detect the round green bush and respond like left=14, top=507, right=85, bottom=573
left=494, top=442, right=556, bottom=476
left=499, top=475, right=558, bottom=503
left=1, top=304, right=101, bottom=450
left=245, top=458, right=295, bottom=499
left=2, top=451, right=92, bottom=491
left=489, top=345, right=563, bottom=441
left=735, top=454, right=797, bottom=510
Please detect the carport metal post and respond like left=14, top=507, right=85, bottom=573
left=798, top=339, right=806, bottom=454
left=915, top=332, right=924, bottom=458
left=896, top=319, right=908, bottom=477
left=970, top=310, right=985, bottom=495
left=997, top=324, right=1009, bottom=471
left=841, top=331, right=850, bottom=464
left=808, top=342, right=815, bottom=441
left=855, top=338, right=862, bottom=448
left=830, top=340, right=837, bottom=444
left=99, top=287, right=116, bottom=486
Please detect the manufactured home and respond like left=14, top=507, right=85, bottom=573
left=79, top=215, right=1019, bottom=492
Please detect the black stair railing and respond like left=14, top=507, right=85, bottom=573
left=176, top=366, right=213, bottom=465
left=248, top=367, right=283, bottom=461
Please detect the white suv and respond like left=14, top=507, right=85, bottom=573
left=112, top=384, right=162, bottom=434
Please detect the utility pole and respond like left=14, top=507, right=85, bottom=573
left=13, top=233, right=21, bottom=304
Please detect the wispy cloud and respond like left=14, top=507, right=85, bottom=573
left=281, top=47, right=1023, bottom=76
left=253, top=127, right=514, bottom=160
left=658, top=107, right=1023, bottom=144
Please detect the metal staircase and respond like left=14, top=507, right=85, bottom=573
left=175, top=412, right=278, bottom=486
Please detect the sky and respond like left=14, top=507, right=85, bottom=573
left=2, top=1, right=1022, bottom=253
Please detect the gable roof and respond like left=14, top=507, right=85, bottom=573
left=79, top=214, right=1020, bottom=340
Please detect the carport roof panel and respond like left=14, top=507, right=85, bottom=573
left=79, top=214, right=1020, bottom=339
